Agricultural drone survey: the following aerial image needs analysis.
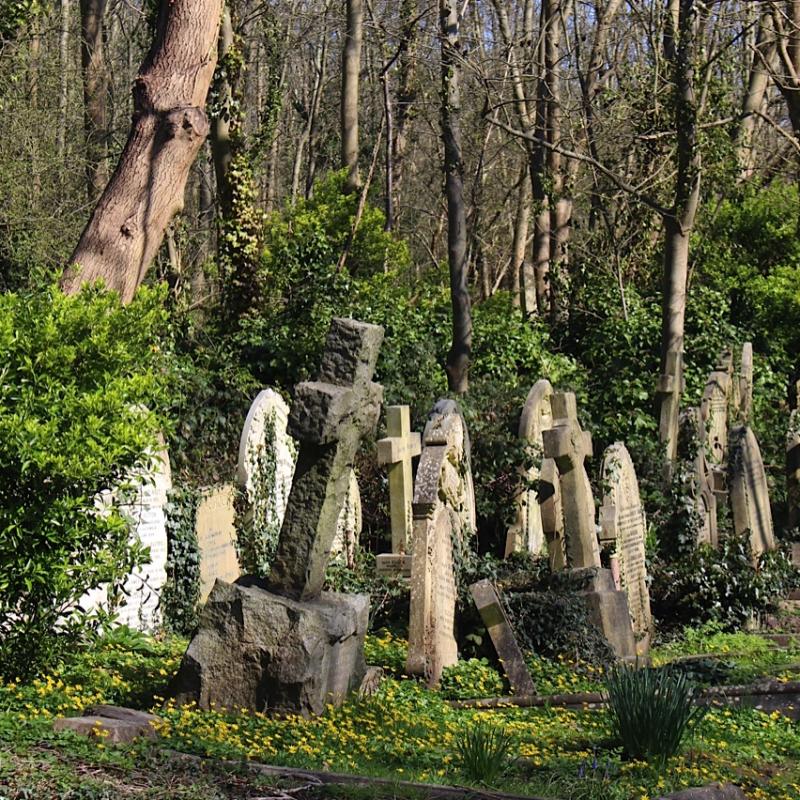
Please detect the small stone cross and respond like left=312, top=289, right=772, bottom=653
left=541, top=392, right=600, bottom=569
left=377, top=406, right=421, bottom=554
left=267, top=318, right=384, bottom=600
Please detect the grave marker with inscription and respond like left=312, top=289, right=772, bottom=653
left=701, top=369, right=732, bottom=496
left=599, top=443, right=652, bottom=655
left=195, top=485, right=240, bottom=602
left=406, top=400, right=475, bottom=686
left=678, top=407, right=718, bottom=547
left=506, top=380, right=554, bottom=558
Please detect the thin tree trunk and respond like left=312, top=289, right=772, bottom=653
left=382, top=70, right=394, bottom=230
left=62, top=0, right=223, bottom=302
left=392, top=0, right=418, bottom=222
left=211, top=6, right=234, bottom=218
left=511, top=164, right=531, bottom=309
left=440, top=0, right=471, bottom=394
left=80, top=0, right=109, bottom=201
left=341, top=0, right=362, bottom=193
left=58, top=0, right=71, bottom=163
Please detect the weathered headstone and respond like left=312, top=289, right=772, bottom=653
left=330, top=469, right=362, bottom=567
left=470, top=579, right=536, bottom=696
left=195, top=485, right=240, bottom=602
left=678, top=408, right=718, bottom=547
left=737, top=343, right=753, bottom=424
left=729, top=425, right=776, bottom=561
left=541, top=392, right=600, bottom=569
left=539, top=458, right=566, bottom=571
left=505, top=380, right=554, bottom=558
left=406, top=399, right=475, bottom=686
left=701, top=368, right=732, bottom=496
left=599, top=443, right=652, bottom=655
left=172, top=319, right=383, bottom=716
left=657, top=348, right=684, bottom=476
left=267, top=320, right=384, bottom=599
left=236, top=388, right=297, bottom=536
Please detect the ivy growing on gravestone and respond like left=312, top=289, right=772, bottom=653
left=162, top=487, right=202, bottom=636
left=235, top=410, right=294, bottom=575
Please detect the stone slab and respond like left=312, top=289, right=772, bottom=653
left=53, top=715, right=158, bottom=743
left=196, top=484, right=240, bottom=602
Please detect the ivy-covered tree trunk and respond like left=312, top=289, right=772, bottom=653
left=440, top=0, right=471, bottom=394
left=61, top=0, right=223, bottom=302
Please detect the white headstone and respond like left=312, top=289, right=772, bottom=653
left=406, top=399, right=475, bottom=686
left=196, top=484, right=240, bottom=602
left=506, top=380, right=554, bottom=558
left=600, top=443, right=652, bottom=655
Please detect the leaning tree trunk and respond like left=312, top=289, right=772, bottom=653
left=341, top=0, right=363, bottom=193
left=79, top=0, right=109, bottom=201
left=62, top=0, right=223, bottom=302
left=440, top=0, right=471, bottom=394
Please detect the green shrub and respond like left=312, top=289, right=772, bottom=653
left=0, top=285, right=168, bottom=679
left=454, top=720, right=515, bottom=785
left=439, top=658, right=505, bottom=700
left=606, top=665, right=706, bottom=765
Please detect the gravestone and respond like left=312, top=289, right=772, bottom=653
left=657, top=348, right=684, bottom=476
left=110, top=445, right=172, bottom=631
left=599, top=443, right=652, bottom=655
left=729, top=425, right=776, bottom=561
left=330, top=469, right=362, bottom=568
left=172, top=319, right=384, bottom=715
left=737, top=343, right=753, bottom=424
left=541, top=392, right=600, bottom=568
left=787, top=409, right=800, bottom=530
left=678, top=408, right=718, bottom=547
left=701, top=368, right=732, bottom=496
left=470, top=580, right=536, bottom=696
left=505, top=380, right=554, bottom=558
left=376, top=405, right=421, bottom=577
left=195, top=485, right=240, bottom=603
left=236, top=388, right=297, bottom=539
left=406, top=399, right=475, bottom=686
left=539, top=458, right=566, bottom=570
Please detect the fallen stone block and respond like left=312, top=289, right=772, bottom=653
left=656, top=784, right=747, bottom=800
left=53, top=715, right=157, bottom=744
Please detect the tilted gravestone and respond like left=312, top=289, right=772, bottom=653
left=406, top=399, right=475, bottom=687
left=542, top=392, right=600, bottom=569
left=701, top=368, right=732, bottom=499
left=505, top=380, right=554, bottom=558
left=470, top=579, right=536, bottom=696
left=195, top=485, right=240, bottom=603
left=599, top=443, right=653, bottom=655
left=729, top=425, right=776, bottom=562
left=539, top=457, right=566, bottom=571
left=375, top=405, right=421, bottom=578
left=171, top=319, right=384, bottom=716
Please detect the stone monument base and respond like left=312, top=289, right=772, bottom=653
left=170, top=578, right=369, bottom=716
left=578, top=568, right=637, bottom=660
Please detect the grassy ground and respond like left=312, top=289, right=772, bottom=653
left=0, top=627, right=799, bottom=800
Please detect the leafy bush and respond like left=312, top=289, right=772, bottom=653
left=454, top=720, right=516, bottom=785
left=0, top=285, right=168, bottom=679
left=364, top=630, right=408, bottom=675
left=439, top=658, right=505, bottom=700
left=606, top=665, right=706, bottom=765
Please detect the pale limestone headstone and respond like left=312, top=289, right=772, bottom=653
left=599, top=443, right=652, bottom=655
left=330, top=469, right=362, bottom=568
left=542, top=392, right=600, bottom=569
left=196, top=484, right=240, bottom=602
left=236, top=388, right=297, bottom=537
left=701, top=369, right=732, bottom=495
left=470, top=580, right=536, bottom=696
left=377, top=405, right=421, bottom=554
left=267, top=319, right=384, bottom=600
left=679, top=407, right=718, bottom=547
left=114, top=446, right=172, bottom=631
left=737, top=343, right=753, bottom=424
left=539, top=458, right=566, bottom=570
left=505, top=380, right=554, bottom=558
left=406, top=399, right=475, bottom=686
left=657, top=348, right=684, bottom=475
left=729, top=425, right=776, bottom=562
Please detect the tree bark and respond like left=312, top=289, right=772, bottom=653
left=58, top=0, right=71, bottom=163
left=211, top=6, right=235, bottom=218
left=341, top=0, right=362, bottom=193
left=440, top=0, right=471, bottom=394
left=62, top=0, right=223, bottom=302
left=80, top=0, right=109, bottom=201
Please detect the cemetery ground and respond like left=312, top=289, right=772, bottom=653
left=2, top=626, right=800, bottom=800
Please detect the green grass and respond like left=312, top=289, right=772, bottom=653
left=0, top=629, right=799, bottom=800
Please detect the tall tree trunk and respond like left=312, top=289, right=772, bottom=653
left=58, top=0, right=71, bottom=163
left=62, top=0, right=223, bottom=302
left=657, top=0, right=701, bottom=470
left=211, top=6, right=234, bottom=218
left=440, top=0, right=471, bottom=393
left=80, top=0, right=109, bottom=201
left=341, top=0, right=362, bottom=193
left=511, top=164, right=531, bottom=309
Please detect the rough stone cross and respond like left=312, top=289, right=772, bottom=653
left=267, top=318, right=384, bottom=600
left=541, top=392, right=601, bottom=569
left=377, top=405, right=421, bottom=554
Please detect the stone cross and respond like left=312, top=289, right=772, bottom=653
left=267, top=318, right=384, bottom=600
left=377, top=405, right=421, bottom=554
left=470, top=580, right=536, bottom=696
left=542, top=392, right=600, bottom=569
